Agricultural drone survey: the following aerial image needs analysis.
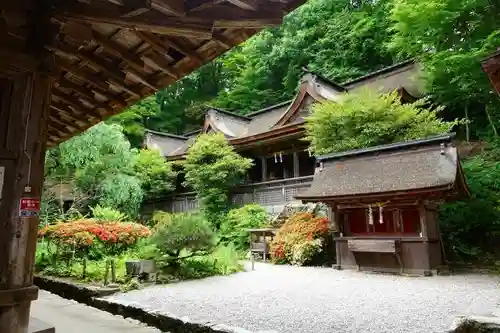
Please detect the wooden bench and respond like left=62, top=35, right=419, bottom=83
left=347, top=239, right=402, bottom=271
left=348, top=239, right=401, bottom=253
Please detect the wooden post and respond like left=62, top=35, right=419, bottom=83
left=0, top=73, right=53, bottom=333
left=261, top=157, right=267, bottom=182
left=293, top=151, right=300, bottom=178
left=104, top=260, right=110, bottom=286
left=111, top=260, right=116, bottom=283
left=82, top=258, right=87, bottom=280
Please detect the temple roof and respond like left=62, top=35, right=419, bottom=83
left=145, top=59, right=424, bottom=158
left=295, top=133, right=470, bottom=202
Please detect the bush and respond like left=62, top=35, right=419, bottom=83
left=39, top=219, right=151, bottom=257
left=176, top=244, right=243, bottom=279
left=305, top=89, right=459, bottom=155
left=270, top=212, right=329, bottom=266
left=90, top=205, right=128, bottom=222
left=220, top=204, right=270, bottom=250
left=150, top=211, right=217, bottom=262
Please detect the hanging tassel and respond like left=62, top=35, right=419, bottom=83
left=368, top=205, right=374, bottom=225
left=308, top=148, right=312, bottom=157
left=379, top=205, right=384, bottom=224
left=279, top=151, right=283, bottom=163
left=274, top=153, right=277, bottom=163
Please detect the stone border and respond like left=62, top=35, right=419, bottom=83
left=34, top=276, right=275, bottom=333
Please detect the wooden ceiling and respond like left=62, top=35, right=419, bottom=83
left=1, top=0, right=305, bottom=146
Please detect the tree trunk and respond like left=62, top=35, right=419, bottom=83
left=465, top=104, right=470, bottom=143
left=485, top=104, right=498, bottom=137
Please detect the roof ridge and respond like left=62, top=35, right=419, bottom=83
left=245, top=100, right=293, bottom=117
left=206, top=106, right=251, bottom=120
left=301, top=67, right=346, bottom=92
left=341, top=59, right=416, bottom=87
left=317, top=133, right=456, bottom=162
left=145, top=129, right=187, bottom=140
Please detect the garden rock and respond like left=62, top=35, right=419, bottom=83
left=447, top=316, right=500, bottom=332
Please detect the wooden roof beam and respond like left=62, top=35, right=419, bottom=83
left=151, top=0, right=186, bottom=17
left=52, top=91, right=103, bottom=120
left=55, top=43, right=143, bottom=97
left=91, top=31, right=170, bottom=87
left=55, top=3, right=213, bottom=38
left=50, top=103, right=85, bottom=124
left=56, top=60, right=128, bottom=107
left=226, top=0, right=259, bottom=11
left=134, top=31, right=204, bottom=64
left=58, top=78, right=126, bottom=109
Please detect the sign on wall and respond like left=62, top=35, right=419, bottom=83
left=19, top=197, right=40, bottom=217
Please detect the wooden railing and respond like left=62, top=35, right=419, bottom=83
left=143, top=176, right=314, bottom=214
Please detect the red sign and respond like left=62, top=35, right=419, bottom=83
left=19, top=198, right=41, bottom=217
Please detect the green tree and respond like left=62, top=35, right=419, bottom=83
left=132, top=149, right=177, bottom=201
left=45, top=123, right=143, bottom=216
left=150, top=211, right=217, bottom=269
left=108, top=96, right=159, bottom=148
left=305, top=90, right=458, bottom=155
left=183, top=133, right=253, bottom=227
left=439, top=142, right=500, bottom=262
left=388, top=0, right=500, bottom=138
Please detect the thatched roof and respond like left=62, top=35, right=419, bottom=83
left=296, top=134, right=470, bottom=202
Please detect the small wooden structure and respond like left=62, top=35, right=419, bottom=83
left=296, top=134, right=469, bottom=275
left=248, top=228, right=276, bottom=262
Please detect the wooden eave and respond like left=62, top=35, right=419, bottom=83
left=1, top=0, right=305, bottom=146
left=481, top=49, right=500, bottom=95
left=296, top=184, right=456, bottom=204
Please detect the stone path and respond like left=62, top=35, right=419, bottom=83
left=31, top=290, right=161, bottom=333
left=104, top=263, right=500, bottom=333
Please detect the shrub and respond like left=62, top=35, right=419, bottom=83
left=177, top=244, right=243, bottom=279
left=305, top=89, right=459, bottom=155
left=220, top=204, right=270, bottom=250
left=150, top=212, right=217, bottom=262
left=90, top=205, right=128, bottom=222
left=39, top=219, right=151, bottom=257
left=270, top=212, right=329, bottom=266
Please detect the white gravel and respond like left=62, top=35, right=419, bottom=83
left=104, top=263, right=500, bottom=333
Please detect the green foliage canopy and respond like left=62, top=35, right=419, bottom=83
left=183, top=133, right=253, bottom=226
left=150, top=212, right=217, bottom=259
left=44, top=123, right=176, bottom=216
left=132, top=149, right=177, bottom=200
left=305, top=90, right=459, bottom=155
left=388, top=0, right=500, bottom=137
left=220, top=204, right=269, bottom=250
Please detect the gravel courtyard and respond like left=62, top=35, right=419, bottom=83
left=104, top=263, right=500, bottom=333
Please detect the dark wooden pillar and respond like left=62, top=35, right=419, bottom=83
left=260, top=157, right=267, bottom=181
left=0, top=3, right=57, bottom=332
left=0, top=71, right=53, bottom=333
left=293, top=151, right=300, bottom=178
